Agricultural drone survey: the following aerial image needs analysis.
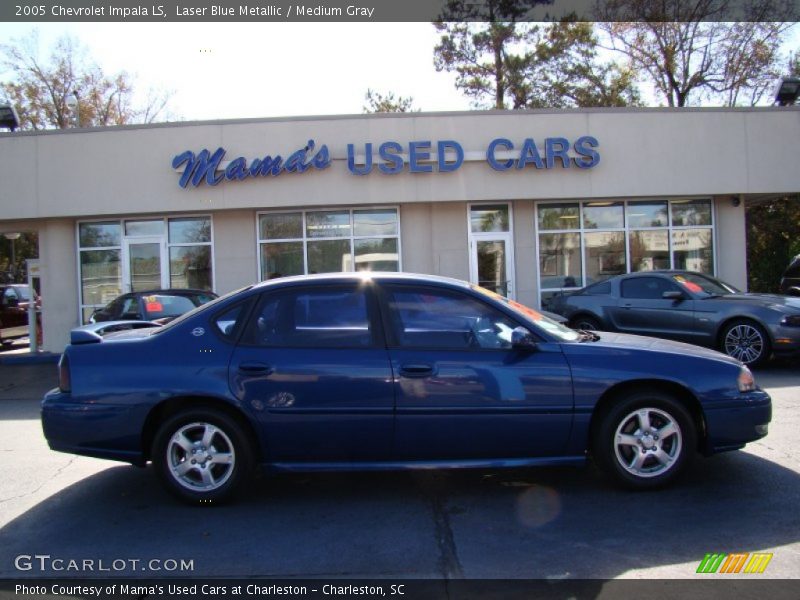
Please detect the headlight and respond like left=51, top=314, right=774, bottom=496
left=780, top=315, right=800, bottom=327
left=738, top=366, right=756, bottom=392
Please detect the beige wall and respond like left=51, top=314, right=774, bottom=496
left=714, top=196, right=748, bottom=290
left=2, top=108, right=799, bottom=220
left=212, top=210, right=259, bottom=291
left=38, top=219, right=79, bottom=352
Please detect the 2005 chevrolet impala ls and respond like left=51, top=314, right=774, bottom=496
left=42, top=273, right=771, bottom=503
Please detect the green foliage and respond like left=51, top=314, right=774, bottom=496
left=433, top=19, right=640, bottom=110
left=362, top=89, right=418, bottom=113
left=1, top=31, right=171, bottom=130
left=746, top=197, right=800, bottom=293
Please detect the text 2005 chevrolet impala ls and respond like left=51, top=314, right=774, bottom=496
left=42, top=273, right=771, bottom=504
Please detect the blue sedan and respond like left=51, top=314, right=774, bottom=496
left=42, top=273, right=771, bottom=503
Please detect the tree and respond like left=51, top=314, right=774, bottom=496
left=434, top=18, right=640, bottom=109
left=598, top=1, right=792, bottom=107
left=362, top=89, right=418, bottom=113
left=746, top=197, right=800, bottom=293
left=0, top=31, right=171, bottom=130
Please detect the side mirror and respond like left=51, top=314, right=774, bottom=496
left=6, top=297, right=19, bottom=308
left=511, top=326, right=538, bottom=351
left=662, top=290, right=684, bottom=301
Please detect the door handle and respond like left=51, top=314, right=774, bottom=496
left=399, top=363, right=435, bottom=378
left=237, top=362, right=274, bottom=375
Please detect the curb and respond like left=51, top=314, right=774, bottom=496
left=0, top=352, right=61, bottom=365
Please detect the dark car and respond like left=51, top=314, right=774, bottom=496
left=550, top=270, right=800, bottom=366
left=0, top=284, right=40, bottom=347
left=89, top=289, right=218, bottom=325
left=779, top=254, right=800, bottom=296
left=42, top=273, right=771, bottom=504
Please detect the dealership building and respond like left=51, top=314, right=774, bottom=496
left=1, top=107, right=798, bottom=353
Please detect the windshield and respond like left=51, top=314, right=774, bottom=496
left=470, top=285, right=580, bottom=342
left=14, top=286, right=32, bottom=301
left=151, top=286, right=252, bottom=334
left=672, top=273, right=739, bottom=297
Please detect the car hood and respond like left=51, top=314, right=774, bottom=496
left=586, top=331, right=740, bottom=366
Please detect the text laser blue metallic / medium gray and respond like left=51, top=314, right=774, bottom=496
left=42, top=273, right=771, bottom=504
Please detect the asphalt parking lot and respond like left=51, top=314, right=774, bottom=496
left=0, top=355, right=798, bottom=581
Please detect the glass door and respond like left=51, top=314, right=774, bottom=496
left=122, top=237, right=168, bottom=293
left=470, top=236, right=514, bottom=298
left=468, top=204, right=515, bottom=299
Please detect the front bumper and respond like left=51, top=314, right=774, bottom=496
left=703, top=390, right=772, bottom=454
left=41, top=388, right=145, bottom=465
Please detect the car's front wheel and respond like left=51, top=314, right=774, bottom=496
left=592, top=391, right=696, bottom=490
left=569, top=315, right=602, bottom=331
left=720, top=319, right=771, bottom=367
left=152, top=408, right=253, bottom=504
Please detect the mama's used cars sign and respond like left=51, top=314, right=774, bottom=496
left=171, top=136, right=600, bottom=189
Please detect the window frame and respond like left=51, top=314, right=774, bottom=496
left=256, top=206, right=402, bottom=281
left=535, top=197, right=717, bottom=309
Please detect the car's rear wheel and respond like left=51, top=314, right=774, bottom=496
left=152, top=408, right=253, bottom=504
left=720, top=320, right=771, bottom=367
left=592, top=391, right=696, bottom=490
left=570, top=315, right=602, bottom=331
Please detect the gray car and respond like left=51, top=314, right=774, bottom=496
left=550, top=270, right=800, bottom=366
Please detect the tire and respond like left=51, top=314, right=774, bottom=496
left=592, top=390, right=696, bottom=490
left=570, top=315, right=602, bottom=331
left=720, top=319, right=771, bottom=367
left=152, top=408, right=254, bottom=505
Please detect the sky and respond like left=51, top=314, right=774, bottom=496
left=0, top=22, right=473, bottom=121
left=0, top=21, right=797, bottom=122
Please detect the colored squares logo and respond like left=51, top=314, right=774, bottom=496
left=697, top=552, right=773, bottom=574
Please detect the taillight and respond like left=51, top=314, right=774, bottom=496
left=58, top=354, right=71, bottom=393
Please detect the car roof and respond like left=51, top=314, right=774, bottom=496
left=251, top=271, right=474, bottom=291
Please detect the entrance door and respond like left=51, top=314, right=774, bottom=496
left=470, top=235, right=514, bottom=299
left=468, top=204, right=515, bottom=299
left=122, top=237, right=168, bottom=293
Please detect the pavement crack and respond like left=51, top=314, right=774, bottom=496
left=0, top=456, right=75, bottom=504
left=422, top=474, right=464, bottom=580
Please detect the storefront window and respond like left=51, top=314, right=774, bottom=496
left=537, top=203, right=579, bottom=230
left=78, top=216, right=213, bottom=323
left=539, top=232, right=582, bottom=289
left=79, top=222, right=120, bottom=247
left=672, top=228, right=713, bottom=273
left=261, top=242, right=304, bottom=280
left=354, top=238, right=399, bottom=271
left=627, top=201, right=668, bottom=228
left=585, top=231, right=626, bottom=284
left=79, top=249, right=121, bottom=306
left=583, top=202, right=624, bottom=229
left=537, top=199, right=714, bottom=308
left=671, top=200, right=712, bottom=226
left=258, top=208, right=400, bottom=280
left=630, top=230, right=670, bottom=271
left=169, top=246, right=212, bottom=289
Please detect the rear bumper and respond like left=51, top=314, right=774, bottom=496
left=41, top=388, right=145, bottom=466
left=703, top=390, right=772, bottom=454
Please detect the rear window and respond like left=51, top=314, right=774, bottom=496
left=142, top=295, right=199, bottom=319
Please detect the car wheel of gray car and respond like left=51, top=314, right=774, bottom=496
left=570, top=315, right=602, bottom=331
left=152, top=408, right=253, bottom=505
left=720, top=319, right=771, bottom=367
left=593, top=391, right=696, bottom=490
